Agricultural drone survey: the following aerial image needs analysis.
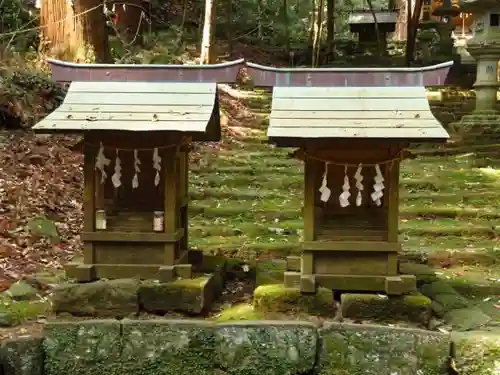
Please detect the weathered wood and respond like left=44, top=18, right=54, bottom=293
left=83, top=141, right=96, bottom=266
left=302, top=241, right=401, bottom=252
left=163, top=147, right=178, bottom=266
left=81, top=230, right=184, bottom=242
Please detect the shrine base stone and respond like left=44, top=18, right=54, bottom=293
left=317, top=322, right=450, bottom=375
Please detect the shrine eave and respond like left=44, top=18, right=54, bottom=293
left=32, top=81, right=221, bottom=141
left=46, top=58, right=246, bottom=83
left=267, top=86, right=449, bottom=146
left=246, top=61, right=454, bottom=87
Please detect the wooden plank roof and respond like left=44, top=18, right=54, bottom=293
left=32, top=81, right=221, bottom=141
left=267, top=86, right=449, bottom=142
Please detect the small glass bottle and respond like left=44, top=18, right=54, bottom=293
left=95, top=210, right=107, bottom=230
left=153, top=211, right=164, bottom=232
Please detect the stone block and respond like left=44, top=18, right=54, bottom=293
left=1, top=336, right=43, bottom=375
left=420, top=280, right=469, bottom=317
left=51, top=278, right=139, bottom=317
left=255, top=259, right=285, bottom=286
left=139, top=275, right=215, bottom=314
left=253, top=284, right=335, bottom=316
left=318, top=322, right=450, bottom=375
left=444, top=307, right=492, bottom=332
left=453, top=329, right=500, bottom=375
left=214, top=321, right=317, bottom=375
left=43, top=320, right=122, bottom=375
left=340, top=293, right=432, bottom=326
left=121, top=319, right=215, bottom=375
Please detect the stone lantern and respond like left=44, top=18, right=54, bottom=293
left=462, top=0, right=500, bottom=111
left=452, top=0, right=500, bottom=145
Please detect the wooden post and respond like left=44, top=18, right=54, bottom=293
left=386, top=146, right=401, bottom=276
left=163, top=146, right=178, bottom=266
left=83, top=143, right=96, bottom=264
left=301, top=155, right=317, bottom=292
left=178, top=146, right=189, bottom=250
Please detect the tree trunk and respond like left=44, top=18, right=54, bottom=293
left=308, top=0, right=316, bottom=48
left=405, top=0, right=423, bottom=66
left=39, top=0, right=76, bottom=59
left=200, top=0, right=216, bottom=64
left=312, top=0, right=324, bottom=67
left=226, top=0, right=233, bottom=57
left=366, top=0, right=384, bottom=56
left=114, top=1, right=145, bottom=44
left=326, top=0, right=335, bottom=62
left=283, top=0, right=290, bottom=55
left=72, top=0, right=110, bottom=62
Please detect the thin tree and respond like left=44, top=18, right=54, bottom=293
left=200, top=0, right=216, bottom=64
left=72, top=0, right=110, bottom=62
left=312, top=0, right=324, bottom=67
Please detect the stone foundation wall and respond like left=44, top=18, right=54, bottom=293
left=2, top=319, right=499, bottom=375
left=429, top=95, right=500, bottom=127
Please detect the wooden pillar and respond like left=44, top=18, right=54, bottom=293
left=386, top=146, right=401, bottom=276
left=178, top=146, right=189, bottom=250
left=83, top=143, right=96, bottom=264
left=301, top=155, right=317, bottom=292
left=163, top=147, right=178, bottom=266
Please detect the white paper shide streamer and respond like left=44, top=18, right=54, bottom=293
left=153, top=148, right=162, bottom=186
left=111, top=150, right=122, bottom=188
left=371, top=164, right=385, bottom=206
left=95, top=142, right=111, bottom=183
left=132, top=149, right=141, bottom=188
left=318, top=162, right=331, bottom=202
left=339, top=166, right=351, bottom=208
left=354, top=164, right=363, bottom=206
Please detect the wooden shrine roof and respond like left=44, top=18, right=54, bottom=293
left=267, top=86, right=449, bottom=143
left=32, top=81, right=221, bottom=141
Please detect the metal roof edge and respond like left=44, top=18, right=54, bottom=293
left=246, top=60, right=453, bottom=73
left=46, top=58, right=246, bottom=70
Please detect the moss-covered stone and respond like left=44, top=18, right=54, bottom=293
left=1, top=336, right=43, bottom=375
left=52, top=278, right=139, bottom=318
left=318, top=322, right=450, bottom=375
left=139, top=276, right=215, bottom=314
left=214, top=321, right=317, bottom=375
left=5, top=281, right=37, bottom=301
left=43, top=320, right=122, bottom=375
left=399, top=262, right=439, bottom=285
left=121, top=319, right=215, bottom=375
left=340, top=293, right=432, bottom=326
left=215, top=303, right=263, bottom=322
left=255, top=259, right=285, bottom=286
left=453, top=330, right=500, bottom=375
left=444, top=307, right=492, bottom=331
left=0, top=293, right=50, bottom=327
left=420, top=280, right=469, bottom=317
left=253, top=284, right=335, bottom=316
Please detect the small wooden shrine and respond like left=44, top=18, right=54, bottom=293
left=267, top=86, right=449, bottom=295
left=33, top=81, right=220, bottom=282
left=348, top=9, right=397, bottom=53
left=32, top=58, right=245, bottom=283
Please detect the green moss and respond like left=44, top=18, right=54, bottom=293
left=1, top=336, right=44, bottom=375
left=215, top=321, right=317, bottom=375
left=121, top=319, right=215, bottom=375
left=139, top=276, right=215, bottom=314
left=52, top=278, right=139, bottom=318
left=214, top=304, right=263, bottom=322
left=420, top=280, right=469, bottom=316
left=399, top=262, right=439, bottom=285
left=253, top=284, right=335, bottom=316
left=0, top=293, right=50, bottom=327
left=453, top=330, right=500, bottom=375
left=255, top=259, right=285, bottom=286
left=340, top=293, right=432, bottom=326
left=43, top=320, right=122, bottom=375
